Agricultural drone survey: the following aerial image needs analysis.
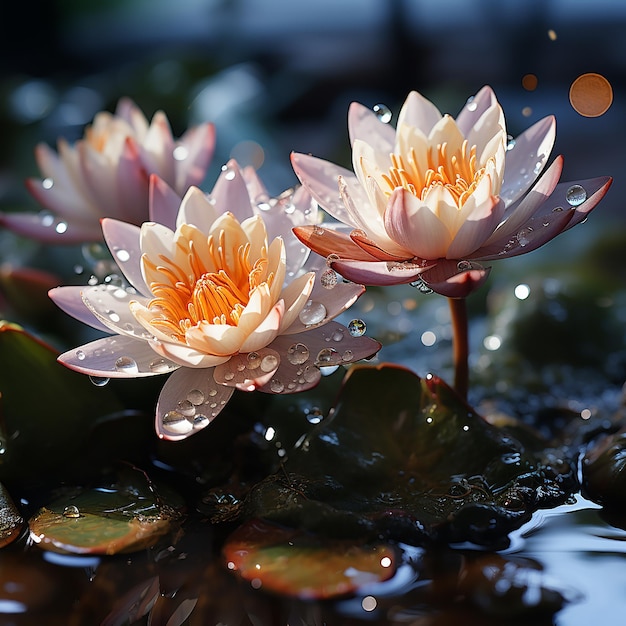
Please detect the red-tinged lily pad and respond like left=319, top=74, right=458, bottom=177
left=28, top=470, right=184, bottom=555
left=242, top=364, right=577, bottom=548
left=0, top=322, right=122, bottom=488
left=223, top=518, right=396, bottom=599
left=0, top=481, right=23, bottom=548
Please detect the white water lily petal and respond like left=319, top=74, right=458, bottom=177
left=214, top=348, right=280, bottom=391
left=101, top=218, right=150, bottom=294
left=49, top=286, right=112, bottom=333
left=292, top=85, right=612, bottom=297
left=58, top=334, right=178, bottom=378
left=348, top=101, right=395, bottom=151
left=176, top=186, right=218, bottom=232
left=155, top=366, right=233, bottom=441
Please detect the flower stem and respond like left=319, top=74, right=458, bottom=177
left=448, top=297, right=469, bottom=401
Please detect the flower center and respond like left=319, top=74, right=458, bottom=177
left=143, top=229, right=271, bottom=342
left=382, top=140, right=486, bottom=207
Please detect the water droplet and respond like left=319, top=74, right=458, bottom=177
left=306, top=407, right=324, bottom=424
left=247, top=352, right=261, bottom=369
left=177, top=400, right=196, bottom=417
left=42, top=178, right=54, bottom=189
left=320, top=268, right=337, bottom=289
left=257, top=201, right=271, bottom=212
left=76, top=350, right=86, bottom=361
left=115, top=356, right=139, bottom=374
left=223, top=371, right=235, bottom=381
left=316, top=347, right=339, bottom=364
left=566, top=184, right=587, bottom=206
left=115, top=248, right=130, bottom=263
left=312, top=225, right=325, bottom=236
left=373, top=103, right=392, bottom=123
left=149, top=358, right=171, bottom=373
left=287, top=343, right=309, bottom=365
left=63, top=505, right=81, bottom=518
left=173, top=145, right=188, bottom=161
left=106, top=310, right=121, bottom=323
left=260, top=354, right=279, bottom=372
left=331, top=328, right=345, bottom=342
left=90, top=376, right=110, bottom=387
left=55, top=221, right=68, bottom=234
left=303, top=365, right=319, bottom=383
left=516, top=227, right=533, bottom=247
left=409, top=279, right=433, bottom=294
left=457, top=260, right=473, bottom=272
left=193, top=414, right=209, bottom=429
left=221, top=164, right=236, bottom=181
left=342, top=349, right=354, bottom=362
left=298, top=300, right=327, bottom=325
left=208, top=389, right=218, bottom=397
left=466, top=96, right=477, bottom=111
left=552, top=206, right=564, bottom=212
left=162, top=410, right=193, bottom=434
left=506, top=135, right=516, bottom=151
left=348, top=319, right=366, bottom=337
left=270, top=379, right=285, bottom=393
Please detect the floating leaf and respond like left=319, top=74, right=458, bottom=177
left=243, top=365, right=576, bottom=547
left=0, top=481, right=23, bottom=548
left=0, top=322, right=122, bottom=488
left=223, top=518, right=396, bottom=599
left=28, top=470, right=184, bottom=555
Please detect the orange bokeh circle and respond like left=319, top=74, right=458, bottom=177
left=569, top=73, right=613, bottom=117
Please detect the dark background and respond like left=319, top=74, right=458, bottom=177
left=1, top=0, right=624, bottom=221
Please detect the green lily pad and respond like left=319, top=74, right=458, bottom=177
left=28, top=470, right=184, bottom=555
left=0, top=322, right=122, bottom=488
left=0, top=481, right=23, bottom=548
left=242, top=364, right=576, bottom=547
left=223, top=518, right=396, bottom=599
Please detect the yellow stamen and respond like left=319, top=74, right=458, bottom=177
left=143, top=228, right=274, bottom=342
left=384, top=140, right=488, bottom=208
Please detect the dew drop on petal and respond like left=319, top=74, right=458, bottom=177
left=76, top=350, right=86, bottom=361
left=320, top=268, right=338, bottom=289
left=506, top=135, right=516, bottom=151
left=192, top=414, right=209, bottom=429
left=55, top=221, right=68, bottom=234
left=342, top=349, right=354, bottom=362
left=42, top=178, right=54, bottom=189
left=162, top=410, right=193, bottom=435
left=115, top=356, right=139, bottom=374
left=566, top=184, right=587, bottom=206
left=552, top=206, right=564, bottom=212
left=247, top=352, right=261, bottom=369
left=115, top=248, right=131, bottom=263
left=287, top=343, right=309, bottom=365
left=260, top=354, right=279, bottom=372
left=63, top=505, right=81, bottom=519
left=298, top=300, right=327, bottom=325
left=306, top=407, right=324, bottom=424
left=149, top=358, right=172, bottom=373
left=457, top=260, right=473, bottom=272
left=331, top=328, right=345, bottom=342
left=317, top=347, right=339, bottom=364
left=303, top=365, right=319, bottom=383
left=373, top=103, right=392, bottom=123
left=90, top=376, right=110, bottom=387
left=173, top=145, right=188, bottom=161
left=223, top=371, right=235, bottom=381
left=348, top=319, right=366, bottom=337
left=516, top=227, right=533, bottom=247
left=409, top=279, right=433, bottom=294
left=270, top=379, right=285, bottom=393
left=177, top=400, right=196, bottom=417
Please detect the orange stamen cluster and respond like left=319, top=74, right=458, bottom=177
left=382, top=140, right=486, bottom=207
left=144, top=229, right=272, bottom=341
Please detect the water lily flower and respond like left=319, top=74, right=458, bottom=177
left=292, top=86, right=612, bottom=298
left=49, top=162, right=380, bottom=440
left=1, top=98, right=215, bottom=243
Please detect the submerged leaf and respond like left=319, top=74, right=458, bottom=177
left=223, top=518, right=396, bottom=599
left=28, top=470, right=184, bottom=555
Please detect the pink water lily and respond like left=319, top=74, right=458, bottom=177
left=292, top=86, right=612, bottom=298
left=1, top=98, right=215, bottom=243
left=49, top=163, right=379, bottom=440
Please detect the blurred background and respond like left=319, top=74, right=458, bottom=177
left=1, top=0, right=624, bottom=213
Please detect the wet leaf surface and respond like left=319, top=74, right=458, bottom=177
left=0, top=322, right=122, bottom=490
left=241, top=365, right=577, bottom=547
left=223, top=518, right=397, bottom=599
left=28, top=469, right=184, bottom=555
left=0, top=481, right=23, bottom=548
